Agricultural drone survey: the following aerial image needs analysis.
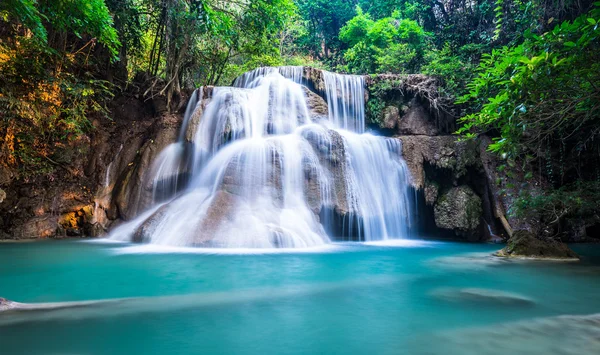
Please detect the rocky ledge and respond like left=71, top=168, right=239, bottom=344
left=495, top=230, right=579, bottom=260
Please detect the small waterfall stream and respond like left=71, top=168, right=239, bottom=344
left=110, top=67, right=413, bottom=247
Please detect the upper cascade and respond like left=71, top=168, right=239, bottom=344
left=109, top=67, right=413, bottom=248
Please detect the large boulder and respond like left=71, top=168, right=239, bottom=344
left=12, top=215, right=57, bottom=239
left=397, top=99, right=439, bottom=135
left=495, top=230, right=579, bottom=260
left=434, top=185, right=482, bottom=239
left=398, top=135, right=481, bottom=189
left=303, top=128, right=350, bottom=216
left=303, top=87, right=328, bottom=120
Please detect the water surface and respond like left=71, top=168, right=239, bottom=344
left=1, top=240, right=600, bottom=354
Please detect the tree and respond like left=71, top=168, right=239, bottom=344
left=339, top=7, right=427, bottom=74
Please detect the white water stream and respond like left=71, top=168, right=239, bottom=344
left=110, top=67, right=413, bottom=247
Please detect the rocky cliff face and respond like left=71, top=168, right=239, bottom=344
left=0, top=76, right=191, bottom=239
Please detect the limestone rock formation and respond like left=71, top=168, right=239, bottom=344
left=184, top=86, right=214, bottom=142
left=398, top=135, right=480, bottom=189
left=434, top=185, right=482, bottom=239
left=304, top=87, right=329, bottom=120
left=495, top=230, right=579, bottom=260
left=112, top=113, right=182, bottom=221
left=365, top=74, right=455, bottom=134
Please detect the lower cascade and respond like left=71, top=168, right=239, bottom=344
left=110, top=67, right=413, bottom=248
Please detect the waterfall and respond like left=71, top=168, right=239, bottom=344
left=233, top=66, right=304, bottom=87
left=109, top=67, right=413, bottom=248
left=322, top=71, right=366, bottom=133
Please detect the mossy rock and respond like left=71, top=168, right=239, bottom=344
left=495, top=230, right=579, bottom=260
left=434, top=185, right=482, bottom=239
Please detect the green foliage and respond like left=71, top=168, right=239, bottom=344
left=295, top=0, right=357, bottom=61
left=0, top=0, right=47, bottom=41
left=339, top=7, right=428, bottom=74
left=365, top=77, right=402, bottom=126
left=514, top=181, right=600, bottom=225
left=458, top=5, right=600, bottom=168
left=1, top=0, right=121, bottom=58
left=421, top=44, right=474, bottom=98
left=0, top=36, right=113, bottom=178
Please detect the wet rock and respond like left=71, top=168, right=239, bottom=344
left=132, top=204, right=169, bottom=243
left=0, top=188, right=5, bottom=204
left=434, top=185, right=482, bottom=239
left=0, top=297, right=16, bottom=311
left=220, top=145, right=283, bottom=205
left=398, top=100, right=439, bottom=136
left=184, top=86, right=214, bottom=142
left=427, top=252, right=511, bottom=270
left=304, top=87, right=328, bottom=120
left=496, top=230, right=579, bottom=260
left=195, top=190, right=239, bottom=245
left=12, top=216, right=57, bottom=239
left=303, top=67, right=326, bottom=95
left=398, top=135, right=481, bottom=189
left=304, top=129, right=350, bottom=216
left=113, top=113, right=182, bottom=220
left=424, top=180, right=439, bottom=206
left=383, top=106, right=400, bottom=129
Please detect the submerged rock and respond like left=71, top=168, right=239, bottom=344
left=434, top=185, right=482, bottom=239
left=417, top=313, right=600, bottom=355
left=0, top=297, right=14, bottom=311
left=431, top=287, right=535, bottom=306
left=427, top=252, right=511, bottom=270
left=496, top=230, right=579, bottom=260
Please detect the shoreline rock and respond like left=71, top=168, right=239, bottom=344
left=495, top=230, right=579, bottom=260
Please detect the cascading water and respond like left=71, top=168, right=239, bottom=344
left=109, top=67, right=413, bottom=248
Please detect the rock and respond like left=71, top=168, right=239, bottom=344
left=0, top=166, right=13, bottom=185
left=303, top=67, right=326, bottom=94
left=424, top=180, right=439, bottom=206
left=185, top=86, right=214, bottom=142
left=383, top=106, right=400, bottom=129
left=113, top=113, right=182, bottom=220
left=0, top=188, right=5, bottom=204
left=132, top=205, right=169, bottom=243
left=431, top=287, right=535, bottom=306
left=220, top=145, right=283, bottom=204
left=303, top=128, right=350, bottom=216
left=434, top=185, right=482, bottom=239
left=398, top=135, right=481, bottom=189
left=303, top=87, right=328, bottom=120
left=195, top=190, right=239, bottom=244
left=564, top=218, right=588, bottom=242
left=397, top=99, right=439, bottom=135
left=427, top=252, right=511, bottom=270
left=496, top=230, right=579, bottom=260
left=365, top=74, right=456, bottom=134
left=12, top=216, right=57, bottom=239
left=0, top=297, right=16, bottom=312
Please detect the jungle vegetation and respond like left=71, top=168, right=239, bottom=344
left=0, top=0, right=598, bottom=229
